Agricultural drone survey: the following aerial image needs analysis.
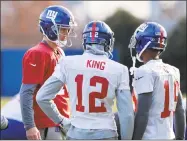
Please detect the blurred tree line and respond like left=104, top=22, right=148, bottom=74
left=1, top=1, right=82, bottom=48
left=105, top=9, right=186, bottom=94
left=1, top=1, right=59, bottom=47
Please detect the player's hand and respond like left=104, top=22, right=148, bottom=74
left=59, top=118, right=71, bottom=136
left=26, top=127, right=41, bottom=140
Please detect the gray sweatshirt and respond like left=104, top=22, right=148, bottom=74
left=19, top=84, right=38, bottom=130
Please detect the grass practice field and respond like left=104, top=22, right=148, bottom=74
left=1, top=97, right=11, bottom=108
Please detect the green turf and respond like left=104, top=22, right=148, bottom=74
left=1, top=97, right=11, bottom=108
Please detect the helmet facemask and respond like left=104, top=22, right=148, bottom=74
left=128, top=34, right=138, bottom=70
left=50, top=18, right=77, bottom=48
left=106, top=36, right=115, bottom=59
left=40, top=17, right=77, bottom=48
left=97, top=32, right=115, bottom=59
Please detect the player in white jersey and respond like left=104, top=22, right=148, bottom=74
left=128, top=22, right=186, bottom=139
left=1, top=87, right=68, bottom=140
left=36, top=20, right=134, bottom=140
left=1, top=116, right=8, bottom=130
left=1, top=94, right=27, bottom=139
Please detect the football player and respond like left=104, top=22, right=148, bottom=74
left=1, top=94, right=27, bottom=139
left=36, top=20, right=134, bottom=140
left=1, top=116, right=8, bottom=130
left=115, top=97, right=186, bottom=140
left=128, top=22, right=186, bottom=139
left=182, top=98, right=187, bottom=140
left=19, top=5, right=77, bottom=140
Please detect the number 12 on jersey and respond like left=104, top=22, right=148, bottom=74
left=75, top=74, right=109, bottom=113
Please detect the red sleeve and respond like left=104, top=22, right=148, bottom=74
left=22, top=50, right=47, bottom=84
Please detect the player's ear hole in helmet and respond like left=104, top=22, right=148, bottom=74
left=39, top=5, right=77, bottom=48
left=82, top=20, right=115, bottom=58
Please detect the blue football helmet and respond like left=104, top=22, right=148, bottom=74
left=39, top=5, right=77, bottom=47
left=128, top=22, right=167, bottom=62
left=82, top=20, right=115, bottom=57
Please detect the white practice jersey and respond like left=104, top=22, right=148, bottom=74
left=183, top=98, right=186, bottom=110
left=1, top=94, right=22, bottom=122
left=53, top=52, right=130, bottom=130
left=133, top=59, right=180, bottom=139
left=1, top=88, right=65, bottom=123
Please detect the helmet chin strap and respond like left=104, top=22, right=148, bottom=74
left=60, top=38, right=72, bottom=47
left=129, top=41, right=137, bottom=75
left=136, top=41, right=151, bottom=63
left=55, top=40, right=67, bottom=48
left=129, top=41, right=152, bottom=75
left=130, top=56, right=137, bottom=76
left=108, top=51, right=113, bottom=59
left=136, top=54, right=143, bottom=62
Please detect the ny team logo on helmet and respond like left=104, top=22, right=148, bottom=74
left=82, top=20, right=115, bottom=57
left=46, top=10, right=58, bottom=19
left=39, top=5, right=77, bottom=47
left=128, top=22, right=167, bottom=62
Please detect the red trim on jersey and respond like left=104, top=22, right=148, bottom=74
left=91, top=22, right=97, bottom=41
left=160, top=27, right=164, bottom=48
left=132, top=89, right=137, bottom=112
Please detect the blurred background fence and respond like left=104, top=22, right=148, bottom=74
left=1, top=1, right=186, bottom=97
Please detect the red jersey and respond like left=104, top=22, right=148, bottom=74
left=22, top=42, right=69, bottom=129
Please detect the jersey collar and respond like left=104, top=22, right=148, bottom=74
left=83, top=51, right=108, bottom=58
left=146, top=59, right=163, bottom=64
